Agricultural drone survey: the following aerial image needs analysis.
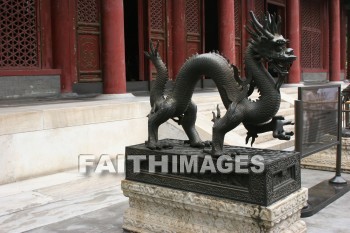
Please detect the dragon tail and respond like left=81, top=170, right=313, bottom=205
left=145, top=41, right=169, bottom=107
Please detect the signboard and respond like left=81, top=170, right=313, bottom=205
left=295, top=85, right=341, bottom=158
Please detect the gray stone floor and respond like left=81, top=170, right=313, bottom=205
left=300, top=169, right=350, bottom=233
left=1, top=169, right=350, bottom=233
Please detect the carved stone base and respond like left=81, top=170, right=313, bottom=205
left=122, top=180, right=308, bottom=233
left=301, top=138, right=350, bottom=173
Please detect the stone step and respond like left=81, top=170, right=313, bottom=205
left=254, top=137, right=295, bottom=150
left=197, top=101, right=293, bottom=114
left=277, top=107, right=295, bottom=117
left=197, top=102, right=225, bottom=112
left=280, top=101, right=293, bottom=109
left=192, top=95, right=222, bottom=104
left=200, top=108, right=295, bottom=137
left=281, top=87, right=298, bottom=94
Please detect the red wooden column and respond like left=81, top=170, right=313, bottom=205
left=286, top=0, right=301, bottom=83
left=218, top=0, right=235, bottom=63
left=102, top=0, right=126, bottom=93
left=340, top=8, right=347, bottom=78
left=242, top=0, right=255, bottom=70
left=330, top=0, right=341, bottom=81
left=172, top=0, right=186, bottom=79
left=52, top=0, right=77, bottom=93
left=347, top=10, right=350, bottom=80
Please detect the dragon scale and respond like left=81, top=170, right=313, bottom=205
left=242, top=45, right=281, bottom=124
left=169, top=53, right=247, bottom=114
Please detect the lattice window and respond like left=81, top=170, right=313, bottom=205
left=234, top=0, right=241, bottom=39
left=77, top=0, right=99, bottom=23
left=301, top=0, right=323, bottom=69
left=255, top=0, right=265, bottom=19
left=186, top=0, right=200, bottom=34
left=0, top=0, right=39, bottom=69
left=234, top=0, right=242, bottom=70
left=150, top=0, right=165, bottom=30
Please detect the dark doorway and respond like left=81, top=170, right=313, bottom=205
left=267, top=3, right=286, bottom=36
left=201, top=0, right=219, bottom=88
left=124, top=0, right=139, bottom=82
left=204, top=0, right=218, bottom=53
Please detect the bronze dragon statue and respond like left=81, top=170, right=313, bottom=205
left=144, top=11, right=296, bottom=156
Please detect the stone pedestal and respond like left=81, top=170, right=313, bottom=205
left=122, top=180, right=308, bottom=233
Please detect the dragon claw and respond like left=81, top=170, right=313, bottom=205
left=203, top=147, right=221, bottom=157
left=272, top=117, right=294, bottom=141
left=145, top=141, right=161, bottom=150
left=145, top=141, right=173, bottom=150
left=185, top=140, right=211, bottom=148
left=203, top=148, right=212, bottom=155
left=246, top=133, right=258, bottom=146
left=146, top=40, right=160, bottom=61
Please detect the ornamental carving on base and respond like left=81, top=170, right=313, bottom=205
left=122, top=180, right=307, bottom=224
left=122, top=180, right=307, bottom=233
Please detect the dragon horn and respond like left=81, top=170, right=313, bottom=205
left=249, top=11, right=274, bottom=39
left=271, top=13, right=278, bottom=34
left=249, top=20, right=263, bottom=37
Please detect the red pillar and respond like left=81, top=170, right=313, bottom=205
left=172, top=0, right=186, bottom=79
left=218, top=0, right=235, bottom=63
left=347, top=11, right=350, bottom=80
left=340, top=8, right=347, bottom=76
left=286, top=0, right=301, bottom=83
left=330, top=0, right=341, bottom=81
left=242, top=0, right=255, bottom=74
left=52, top=0, right=77, bottom=92
left=102, top=0, right=126, bottom=94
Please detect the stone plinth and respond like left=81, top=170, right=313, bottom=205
left=122, top=180, right=308, bottom=233
left=301, top=137, right=350, bottom=173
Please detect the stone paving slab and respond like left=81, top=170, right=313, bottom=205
left=1, top=167, right=350, bottom=233
left=26, top=202, right=128, bottom=233
left=0, top=172, right=126, bottom=233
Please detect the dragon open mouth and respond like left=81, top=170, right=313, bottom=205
left=269, top=61, right=292, bottom=75
left=269, top=54, right=296, bottom=75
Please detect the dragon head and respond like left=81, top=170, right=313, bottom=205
left=246, top=11, right=296, bottom=75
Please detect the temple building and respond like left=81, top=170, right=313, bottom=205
left=0, top=0, right=348, bottom=98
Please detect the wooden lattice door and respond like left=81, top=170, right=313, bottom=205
left=185, top=0, right=202, bottom=57
left=148, top=0, right=168, bottom=80
left=234, top=0, right=243, bottom=72
left=300, top=0, right=324, bottom=70
left=0, top=0, right=40, bottom=69
left=76, top=0, right=102, bottom=82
